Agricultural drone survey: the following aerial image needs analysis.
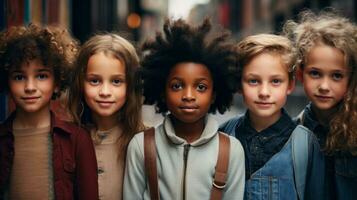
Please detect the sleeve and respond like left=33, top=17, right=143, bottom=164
left=304, top=133, right=325, bottom=200
left=74, top=128, right=99, bottom=200
left=223, top=136, right=245, bottom=200
left=123, top=134, right=146, bottom=200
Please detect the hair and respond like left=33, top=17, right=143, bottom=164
left=0, top=24, right=78, bottom=98
left=68, top=33, right=144, bottom=156
left=284, top=10, right=357, bottom=154
left=140, top=18, right=237, bottom=114
left=236, top=34, right=296, bottom=90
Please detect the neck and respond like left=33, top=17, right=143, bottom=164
left=14, top=106, right=51, bottom=129
left=248, top=110, right=281, bottom=132
left=311, top=104, right=338, bottom=126
left=92, top=114, right=120, bottom=131
left=171, top=116, right=205, bottom=143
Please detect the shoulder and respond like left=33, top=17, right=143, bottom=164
left=226, top=134, right=244, bottom=156
left=53, top=117, right=90, bottom=140
left=219, top=115, right=244, bottom=134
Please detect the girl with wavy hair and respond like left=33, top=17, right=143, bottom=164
left=284, top=10, right=357, bottom=200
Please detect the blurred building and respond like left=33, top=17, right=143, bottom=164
left=1, top=0, right=356, bottom=124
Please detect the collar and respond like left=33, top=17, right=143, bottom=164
left=163, top=114, right=219, bottom=146
left=0, top=111, right=73, bottom=136
left=238, top=108, right=294, bottom=139
left=302, top=103, right=323, bottom=132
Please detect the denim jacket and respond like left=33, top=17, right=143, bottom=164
left=296, top=103, right=357, bottom=200
left=0, top=111, right=99, bottom=200
left=220, top=109, right=325, bottom=200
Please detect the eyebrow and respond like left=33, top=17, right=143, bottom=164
left=244, top=73, right=286, bottom=78
left=10, top=68, right=52, bottom=73
left=170, top=76, right=209, bottom=81
left=37, top=68, right=52, bottom=73
left=86, top=73, right=126, bottom=78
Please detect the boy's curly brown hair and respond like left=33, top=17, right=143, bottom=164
left=0, top=24, right=79, bottom=98
left=140, top=18, right=238, bottom=114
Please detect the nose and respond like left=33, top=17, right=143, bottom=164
left=99, top=82, right=112, bottom=97
left=24, top=77, right=36, bottom=93
left=318, top=77, right=330, bottom=93
left=182, top=87, right=195, bottom=101
left=258, top=82, right=270, bottom=99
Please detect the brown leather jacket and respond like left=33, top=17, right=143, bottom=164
left=0, top=112, right=98, bottom=200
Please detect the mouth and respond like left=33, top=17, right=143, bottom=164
left=254, top=101, right=274, bottom=108
left=179, top=105, right=199, bottom=112
left=96, top=100, right=115, bottom=107
left=21, top=96, right=40, bottom=102
left=315, top=95, right=333, bottom=101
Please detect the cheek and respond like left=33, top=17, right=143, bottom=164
left=116, top=86, right=127, bottom=101
left=333, top=81, right=349, bottom=97
left=241, top=87, right=255, bottom=101
left=83, top=84, right=97, bottom=101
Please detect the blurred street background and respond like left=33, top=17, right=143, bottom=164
left=0, top=0, right=356, bottom=126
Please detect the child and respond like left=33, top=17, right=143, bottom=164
left=220, top=34, right=324, bottom=200
left=0, top=24, right=98, bottom=199
left=123, top=19, right=245, bottom=200
left=68, top=33, right=144, bottom=200
left=285, top=11, right=357, bottom=200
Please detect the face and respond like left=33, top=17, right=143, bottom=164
left=83, top=52, right=127, bottom=121
left=300, top=45, right=349, bottom=111
left=8, top=59, right=57, bottom=114
left=241, top=53, right=294, bottom=122
left=165, top=62, right=214, bottom=124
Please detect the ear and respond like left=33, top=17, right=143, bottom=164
left=296, top=67, right=303, bottom=83
left=287, top=79, right=295, bottom=95
left=211, top=92, right=216, bottom=104
left=237, top=86, right=243, bottom=94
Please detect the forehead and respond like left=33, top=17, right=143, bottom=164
left=10, top=59, right=52, bottom=73
left=86, top=52, right=125, bottom=74
left=243, top=53, right=288, bottom=75
left=306, top=45, right=346, bottom=69
left=168, top=62, right=212, bottom=80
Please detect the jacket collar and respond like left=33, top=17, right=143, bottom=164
left=163, top=114, right=219, bottom=146
left=0, top=110, right=73, bottom=136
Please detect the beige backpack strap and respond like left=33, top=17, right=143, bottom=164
left=210, top=133, right=230, bottom=200
left=144, top=127, right=160, bottom=200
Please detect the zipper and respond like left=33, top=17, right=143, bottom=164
left=182, top=144, right=191, bottom=200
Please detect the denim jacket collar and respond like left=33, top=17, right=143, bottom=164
left=239, top=108, right=293, bottom=139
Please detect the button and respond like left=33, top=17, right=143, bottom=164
left=98, top=168, right=105, bottom=174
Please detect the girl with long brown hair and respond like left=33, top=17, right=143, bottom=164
left=68, top=33, right=144, bottom=200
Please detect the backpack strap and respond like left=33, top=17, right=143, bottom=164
left=210, top=133, right=230, bottom=200
left=292, top=125, right=310, bottom=200
left=144, top=127, right=160, bottom=200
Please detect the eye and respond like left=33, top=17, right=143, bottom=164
left=37, top=73, right=48, bottom=80
left=13, top=74, right=25, bottom=81
left=308, top=70, right=321, bottom=78
left=171, top=82, right=183, bottom=91
left=196, top=83, right=207, bottom=92
left=112, top=79, right=124, bottom=86
left=271, top=79, right=282, bottom=86
left=331, top=73, right=343, bottom=81
left=88, top=79, right=100, bottom=86
left=248, top=79, right=258, bottom=85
